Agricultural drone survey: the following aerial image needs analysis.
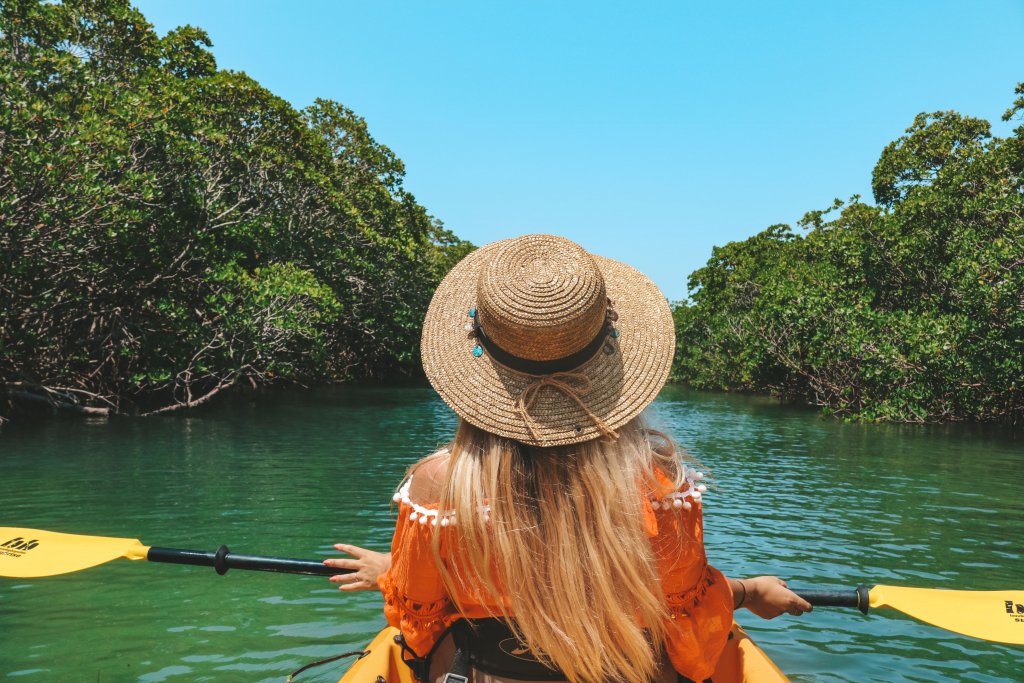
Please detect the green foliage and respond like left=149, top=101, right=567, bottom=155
left=0, top=0, right=473, bottom=416
left=672, top=88, right=1024, bottom=426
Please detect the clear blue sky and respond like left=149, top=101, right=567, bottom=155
left=135, top=1, right=1023, bottom=301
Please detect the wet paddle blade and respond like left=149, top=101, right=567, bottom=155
left=0, top=527, right=148, bottom=578
left=871, top=585, right=1024, bottom=645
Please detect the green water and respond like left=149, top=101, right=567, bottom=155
left=0, top=386, right=1020, bottom=682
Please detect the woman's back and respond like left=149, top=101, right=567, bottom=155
left=380, top=421, right=733, bottom=683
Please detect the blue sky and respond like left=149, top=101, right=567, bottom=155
left=135, top=1, right=1023, bottom=302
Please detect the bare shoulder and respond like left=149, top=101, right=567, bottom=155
left=408, top=448, right=450, bottom=504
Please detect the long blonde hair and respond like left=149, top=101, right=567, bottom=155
left=425, top=416, right=687, bottom=683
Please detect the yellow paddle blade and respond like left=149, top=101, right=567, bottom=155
left=0, top=527, right=149, bottom=578
left=871, top=584, right=1024, bottom=645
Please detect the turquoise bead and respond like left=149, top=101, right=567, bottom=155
left=472, top=345, right=484, bottom=358
left=468, top=307, right=477, bottom=318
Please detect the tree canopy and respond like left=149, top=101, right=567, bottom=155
left=1, top=0, right=472, bottom=419
left=673, top=84, right=1024, bottom=426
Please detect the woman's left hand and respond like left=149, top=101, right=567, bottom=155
left=323, top=544, right=392, bottom=592
left=736, top=576, right=813, bottom=619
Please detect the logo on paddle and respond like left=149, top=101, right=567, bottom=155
left=0, top=537, right=39, bottom=558
left=1006, top=600, right=1024, bottom=624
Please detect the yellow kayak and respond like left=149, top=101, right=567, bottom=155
left=339, top=621, right=789, bottom=683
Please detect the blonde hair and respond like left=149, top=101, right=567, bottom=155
left=424, top=416, right=688, bottom=683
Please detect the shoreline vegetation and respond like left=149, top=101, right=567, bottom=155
left=2, top=1, right=1021, bottom=428
left=672, top=83, right=1024, bottom=427
left=1, top=0, right=473, bottom=423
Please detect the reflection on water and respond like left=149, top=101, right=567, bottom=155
left=1, top=385, right=1020, bottom=682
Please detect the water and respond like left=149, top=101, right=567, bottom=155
left=0, top=385, right=1020, bottom=682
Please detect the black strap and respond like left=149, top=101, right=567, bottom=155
left=395, top=632, right=430, bottom=682
left=476, top=322, right=611, bottom=375
left=442, top=620, right=471, bottom=683
left=285, top=649, right=367, bottom=682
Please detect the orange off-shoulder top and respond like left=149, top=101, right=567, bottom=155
left=377, top=465, right=735, bottom=682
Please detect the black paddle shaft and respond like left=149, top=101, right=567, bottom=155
left=145, top=547, right=873, bottom=609
left=146, top=545, right=354, bottom=577
left=793, top=585, right=871, bottom=614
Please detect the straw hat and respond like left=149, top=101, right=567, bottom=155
left=421, top=234, right=675, bottom=447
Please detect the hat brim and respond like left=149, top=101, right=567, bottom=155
left=421, top=239, right=675, bottom=446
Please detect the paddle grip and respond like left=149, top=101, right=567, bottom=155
left=794, top=585, right=870, bottom=614
left=147, top=546, right=347, bottom=577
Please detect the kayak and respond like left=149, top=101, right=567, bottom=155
left=338, top=621, right=789, bottom=683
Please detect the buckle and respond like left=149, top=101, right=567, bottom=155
left=441, top=675, right=469, bottom=683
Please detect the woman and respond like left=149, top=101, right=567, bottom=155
left=327, top=235, right=810, bottom=683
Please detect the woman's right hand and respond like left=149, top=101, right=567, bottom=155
left=323, top=544, right=392, bottom=592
